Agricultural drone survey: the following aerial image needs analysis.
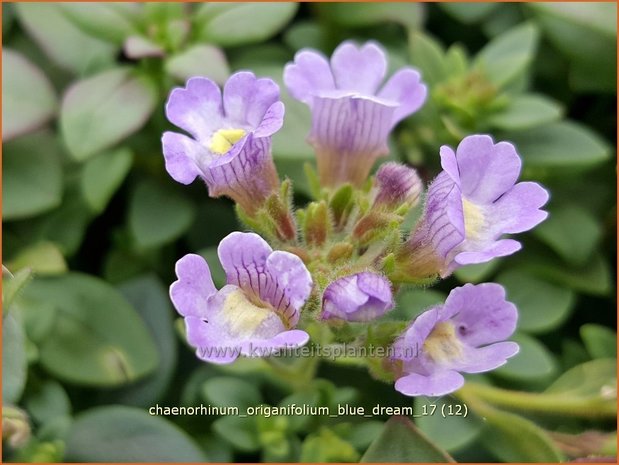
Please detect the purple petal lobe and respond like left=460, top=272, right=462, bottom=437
left=217, top=231, right=273, bottom=292
left=395, top=370, right=465, bottom=397
left=378, top=68, right=427, bottom=126
left=283, top=50, right=335, bottom=104
left=162, top=131, right=209, bottom=185
left=454, top=239, right=522, bottom=265
left=254, top=101, right=285, bottom=137
left=170, top=254, right=216, bottom=318
left=330, top=41, right=387, bottom=94
left=493, top=182, right=550, bottom=234
left=223, top=71, right=281, bottom=129
left=165, top=77, right=223, bottom=142
left=454, top=341, right=520, bottom=373
left=456, top=135, right=522, bottom=203
left=445, top=283, right=518, bottom=346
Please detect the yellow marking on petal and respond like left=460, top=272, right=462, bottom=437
left=220, top=289, right=273, bottom=337
left=462, top=197, right=485, bottom=239
left=423, top=322, right=464, bottom=363
left=209, top=128, right=246, bottom=154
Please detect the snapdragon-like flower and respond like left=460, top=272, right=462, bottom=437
left=170, top=232, right=312, bottom=364
left=391, top=283, right=518, bottom=397
left=321, top=272, right=394, bottom=322
left=400, top=135, right=549, bottom=279
left=284, top=41, right=427, bottom=187
left=162, top=72, right=284, bottom=213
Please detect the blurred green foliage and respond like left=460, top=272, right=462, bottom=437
left=2, top=2, right=616, bottom=463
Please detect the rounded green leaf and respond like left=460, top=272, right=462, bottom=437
left=202, top=376, right=262, bottom=411
left=488, top=94, right=563, bottom=131
left=317, top=3, right=423, bottom=29
left=494, top=333, right=557, bottom=381
left=196, top=3, right=298, bottom=47
left=59, top=3, right=140, bottom=44
left=2, top=49, right=57, bottom=141
left=81, top=147, right=133, bottom=214
left=580, top=324, right=617, bottom=359
left=213, top=415, right=260, bottom=452
left=3, top=131, right=63, bottom=220
left=60, top=67, right=157, bottom=160
left=474, top=22, right=540, bottom=88
left=6, top=241, right=67, bottom=276
left=15, top=3, right=115, bottom=74
left=128, top=179, right=196, bottom=249
left=534, top=205, right=602, bottom=266
left=2, top=312, right=27, bottom=404
left=65, top=406, right=206, bottom=462
left=21, top=273, right=159, bottom=386
left=361, top=416, right=454, bottom=462
left=105, top=275, right=178, bottom=407
left=545, top=358, right=616, bottom=399
left=25, top=380, right=71, bottom=425
left=416, top=397, right=484, bottom=452
left=496, top=269, right=575, bottom=333
left=478, top=406, right=563, bottom=462
left=165, top=44, right=230, bottom=85
left=508, top=121, right=610, bottom=170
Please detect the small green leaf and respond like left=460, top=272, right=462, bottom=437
left=25, top=380, right=71, bottom=425
left=440, top=3, right=498, bottom=24
left=196, top=3, right=298, bottom=47
left=361, top=416, right=454, bottom=462
left=66, top=406, right=207, bottom=462
left=2, top=311, right=27, bottom=404
left=59, top=3, right=140, bottom=44
left=103, top=275, right=178, bottom=407
left=202, top=377, right=262, bottom=411
left=317, top=2, right=423, bottom=29
left=21, top=273, right=159, bottom=386
left=488, top=94, right=563, bottom=131
left=166, top=44, right=230, bottom=85
left=81, top=147, right=133, bottom=214
left=494, top=333, right=557, bottom=381
left=6, top=241, right=67, bottom=276
left=475, top=22, right=540, bottom=88
left=508, top=121, right=610, bottom=170
left=129, top=179, right=195, bottom=249
left=534, top=205, right=602, bottom=266
left=3, top=131, right=63, bottom=220
left=60, top=67, right=157, bottom=160
left=581, top=324, right=617, bottom=359
left=301, top=427, right=360, bottom=463
left=391, top=288, right=446, bottom=321
left=15, top=3, right=115, bottom=74
left=416, top=397, right=484, bottom=452
left=545, top=358, right=616, bottom=401
left=213, top=415, right=260, bottom=452
left=496, top=269, right=575, bottom=333
left=454, top=260, right=500, bottom=283
left=2, top=267, right=33, bottom=311
left=477, top=404, right=563, bottom=462
left=409, top=30, right=448, bottom=86
left=2, top=49, right=57, bottom=141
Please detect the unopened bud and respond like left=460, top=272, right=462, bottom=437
left=374, top=162, right=422, bottom=210
left=304, top=201, right=331, bottom=247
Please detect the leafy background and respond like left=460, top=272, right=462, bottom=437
left=2, top=2, right=617, bottom=462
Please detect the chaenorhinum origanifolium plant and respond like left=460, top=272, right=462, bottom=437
left=162, top=40, right=549, bottom=398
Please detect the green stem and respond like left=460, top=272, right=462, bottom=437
left=458, top=382, right=616, bottom=419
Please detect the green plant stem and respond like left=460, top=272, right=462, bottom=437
left=457, top=382, right=616, bottom=419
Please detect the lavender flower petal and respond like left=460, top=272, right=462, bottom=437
left=162, top=131, right=211, bottom=185
left=378, top=69, right=427, bottom=126
left=223, top=71, right=281, bottom=129
left=322, top=272, right=394, bottom=322
left=391, top=283, right=519, bottom=397
left=165, top=77, right=223, bottom=142
left=330, top=41, right=387, bottom=94
left=170, top=254, right=217, bottom=318
left=283, top=50, right=335, bottom=104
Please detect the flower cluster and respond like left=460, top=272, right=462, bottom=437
left=162, top=41, right=549, bottom=397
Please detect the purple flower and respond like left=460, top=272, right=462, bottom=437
left=321, top=272, right=394, bottom=322
left=392, top=283, right=519, bottom=397
left=404, top=135, right=549, bottom=278
left=374, top=162, right=423, bottom=209
left=284, top=41, right=427, bottom=187
left=170, top=232, right=312, bottom=364
left=162, top=72, right=284, bottom=213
